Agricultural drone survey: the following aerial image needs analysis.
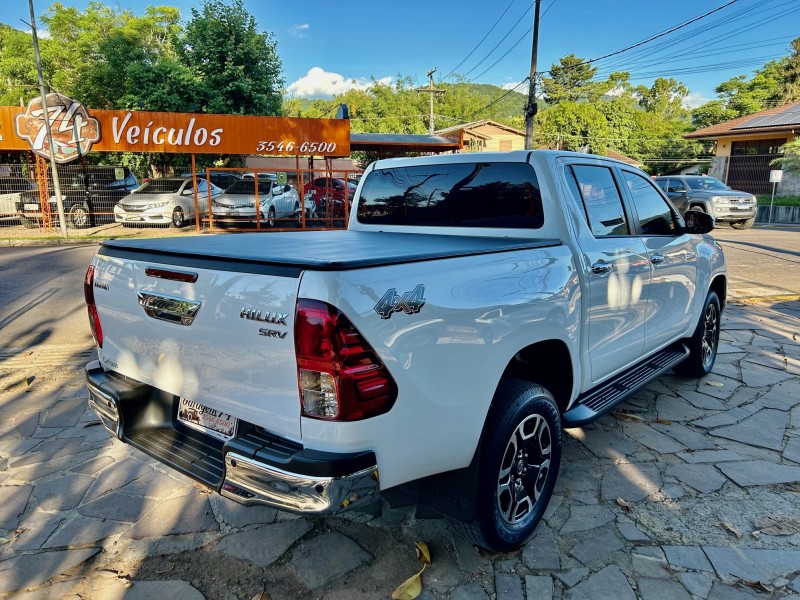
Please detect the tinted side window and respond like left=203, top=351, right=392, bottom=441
left=622, top=171, right=679, bottom=235
left=568, top=165, right=629, bottom=236
left=655, top=178, right=668, bottom=191
left=357, top=162, right=544, bottom=229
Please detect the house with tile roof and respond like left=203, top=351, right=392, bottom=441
left=684, top=102, right=800, bottom=196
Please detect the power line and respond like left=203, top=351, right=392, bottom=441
left=460, top=4, right=534, bottom=80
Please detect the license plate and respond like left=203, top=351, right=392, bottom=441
left=24, top=203, right=39, bottom=211
left=178, top=398, right=238, bottom=441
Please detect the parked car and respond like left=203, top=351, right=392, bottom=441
left=302, top=177, right=356, bottom=218
left=15, top=168, right=139, bottom=229
left=211, top=179, right=315, bottom=227
left=114, top=177, right=222, bottom=227
left=0, top=177, right=36, bottom=224
left=654, top=175, right=757, bottom=229
left=179, top=171, right=242, bottom=191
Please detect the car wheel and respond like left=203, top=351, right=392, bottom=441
left=21, top=217, right=39, bottom=229
left=468, top=379, right=562, bottom=552
left=171, top=207, right=186, bottom=228
left=674, top=290, right=721, bottom=378
left=293, top=203, right=303, bottom=227
left=267, top=207, right=276, bottom=228
left=68, top=202, right=91, bottom=229
left=730, top=217, right=755, bottom=230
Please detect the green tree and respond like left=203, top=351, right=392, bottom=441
left=635, top=78, right=689, bottom=120
left=541, top=54, right=604, bottom=104
left=780, top=38, right=800, bottom=103
left=771, top=138, right=800, bottom=174
left=691, top=100, right=738, bottom=129
left=535, top=101, right=610, bottom=152
left=179, top=0, right=283, bottom=115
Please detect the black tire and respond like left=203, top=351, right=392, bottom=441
left=469, top=379, right=562, bottom=552
left=730, top=217, right=755, bottom=230
left=68, top=202, right=91, bottom=229
left=674, top=290, right=721, bottom=377
left=267, top=207, right=276, bottom=228
left=21, top=217, right=39, bottom=229
left=171, top=207, right=186, bottom=228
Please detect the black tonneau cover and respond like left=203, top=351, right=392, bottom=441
left=99, top=231, right=561, bottom=275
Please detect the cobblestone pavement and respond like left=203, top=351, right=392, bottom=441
left=1, top=299, right=799, bottom=599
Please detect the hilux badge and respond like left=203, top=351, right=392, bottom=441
left=374, top=284, right=426, bottom=319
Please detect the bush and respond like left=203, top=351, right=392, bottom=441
left=757, top=195, right=800, bottom=207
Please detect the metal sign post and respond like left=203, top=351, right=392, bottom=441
left=768, top=170, right=783, bottom=225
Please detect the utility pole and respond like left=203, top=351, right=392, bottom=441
left=416, top=68, right=446, bottom=134
left=27, top=0, right=68, bottom=237
left=524, top=0, right=542, bottom=150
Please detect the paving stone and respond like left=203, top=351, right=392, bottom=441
left=638, top=577, right=693, bottom=600
left=556, top=463, right=601, bottom=492
left=711, top=409, right=789, bottom=451
left=617, top=522, right=650, bottom=542
left=553, top=568, right=589, bottom=588
left=710, top=361, right=740, bottom=381
left=740, top=360, right=793, bottom=389
left=622, top=424, right=686, bottom=454
left=570, top=491, right=599, bottom=505
left=291, top=532, right=372, bottom=589
left=676, top=390, right=730, bottom=411
left=32, top=473, right=94, bottom=511
left=68, top=455, right=114, bottom=476
left=213, top=495, right=278, bottom=529
left=216, top=519, right=312, bottom=567
left=680, top=572, right=713, bottom=598
left=8, top=580, right=81, bottom=599
left=117, top=469, right=190, bottom=499
left=784, top=437, right=800, bottom=464
left=691, top=406, right=759, bottom=430
left=0, top=547, right=99, bottom=593
left=77, top=491, right=156, bottom=523
left=577, top=430, right=638, bottom=459
left=661, top=483, right=685, bottom=499
left=665, top=464, right=728, bottom=494
left=790, top=574, right=800, bottom=593
left=90, top=577, right=206, bottom=600
left=717, top=460, right=800, bottom=486
left=82, top=459, right=153, bottom=503
left=543, top=494, right=563, bottom=523
left=601, top=462, right=662, bottom=502
left=525, top=575, right=554, bottom=599
left=495, top=573, right=523, bottom=600
left=45, top=514, right=131, bottom=548
left=755, top=379, right=800, bottom=411
left=450, top=582, right=490, bottom=600
left=521, top=525, right=561, bottom=571
left=675, top=450, right=744, bottom=464
left=703, top=547, right=800, bottom=582
left=451, top=530, right=492, bottom=573
left=10, top=510, right=64, bottom=552
left=657, top=399, right=708, bottom=423
left=706, top=583, right=763, bottom=599
left=633, top=553, right=671, bottom=579
left=10, top=450, right=96, bottom=481
left=698, top=376, right=741, bottom=400
left=652, top=422, right=717, bottom=450
left=127, top=494, right=217, bottom=538
left=42, top=400, right=87, bottom=428
left=569, top=531, right=624, bottom=565
left=664, top=546, right=713, bottom=571
left=560, top=505, right=616, bottom=534
left=565, top=565, right=636, bottom=600
left=0, top=484, right=32, bottom=530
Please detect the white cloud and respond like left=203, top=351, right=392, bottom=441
left=286, top=67, right=393, bottom=99
left=501, top=81, right=527, bottom=92
left=684, top=92, right=713, bottom=109
left=288, top=23, right=309, bottom=38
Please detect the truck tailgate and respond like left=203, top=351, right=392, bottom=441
left=92, top=251, right=302, bottom=441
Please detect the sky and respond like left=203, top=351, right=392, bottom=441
left=5, top=0, right=799, bottom=107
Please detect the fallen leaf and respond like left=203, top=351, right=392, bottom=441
left=654, top=419, right=673, bottom=425
left=251, top=586, right=272, bottom=600
left=0, top=537, right=10, bottom=545
left=83, top=421, right=102, bottom=428
left=156, top=565, right=174, bottom=575
left=616, top=497, right=633, bottom=512
left=739, top=579, right=773, bottom=593
left=613, top=411, right=644, bottom=423
left=391, top=568, right=424, bottom=600
left=705, top=380, right=724, bottom=387
left=753, top=514, right=800, bottom=536
left=414, top=542, right=431, bottom=565
left=719, top=521, right=742, bottom=539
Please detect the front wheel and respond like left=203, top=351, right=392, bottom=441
left=171, top=207, right=186, bottom=228
left=267, top=207, right=276, bottom=228
left=730, top=217, right=755, bottom=230
left=674, top=290, right=721, bottom=377
left=68, top=202, right=91, bottom=229
left=470, top=379, right=562, bottom=552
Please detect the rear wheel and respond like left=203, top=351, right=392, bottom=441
left=730, top=217, right=755, bottom=230
left=267, top=206, right=276, bottom=228
left=171, top=207, right=186, bottom=228
left=68, top=202, right=91, bottom=229
left=674, top=290, right=720, bottom=377
left=468, top=379, right=562, bottom=552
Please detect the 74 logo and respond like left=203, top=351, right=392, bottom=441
left=374, top=284, right=426, bottom=320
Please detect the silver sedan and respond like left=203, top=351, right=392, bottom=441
left=211, top=179, right=316, bottom=227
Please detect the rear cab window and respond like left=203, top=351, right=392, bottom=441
left=356, top=162, right=543, bottom=229
left=566, top=165, right=630, bottom=236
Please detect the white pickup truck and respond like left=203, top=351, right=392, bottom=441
left=84, top=150, right=726, bottom=551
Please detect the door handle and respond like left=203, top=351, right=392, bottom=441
left=591, top=261, right=614, bottom=274
left=651, top=254, right=665, bottom=264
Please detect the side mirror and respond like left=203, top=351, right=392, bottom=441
left=684, top=209, right=714, bottom=234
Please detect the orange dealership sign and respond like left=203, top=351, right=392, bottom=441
left=0, top=105, right=350, bottom=156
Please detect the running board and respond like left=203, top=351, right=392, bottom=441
left=562, top=342, right=689, bottom=427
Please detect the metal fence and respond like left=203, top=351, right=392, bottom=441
left=0, top=161, right=364, bottom=234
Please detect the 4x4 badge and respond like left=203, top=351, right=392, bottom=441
left=374, top=284, right=426, bottom=320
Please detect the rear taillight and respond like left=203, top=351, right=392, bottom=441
left=295, top=299, right=396, bottom=421
left=84, top=265, right=103, bottom=348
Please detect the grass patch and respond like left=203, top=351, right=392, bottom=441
left=757, top=195, right=800, bottom=206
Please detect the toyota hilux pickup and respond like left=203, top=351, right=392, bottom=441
left=84, top=150, right=725, bottom=551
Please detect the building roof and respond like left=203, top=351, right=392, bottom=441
left=684, top=102, right=800, bottom=139
left=605, top=149, right=643, bottom=168
left=435, top=119, right=525, bottom=137
left=350, top=131, right=462, bottom=153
